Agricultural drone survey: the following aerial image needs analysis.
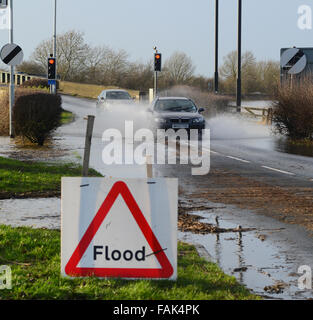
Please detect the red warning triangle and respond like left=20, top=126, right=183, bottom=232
left=65, top=181, right=174, bottom=278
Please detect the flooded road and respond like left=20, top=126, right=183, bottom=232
left=178, top=201, right=313, bottom=300
left=0, top=198, right=60, bottom=229
left=226, top=100, right=313, bottom=159
left=1, top=96, right=313, bottom=299
left=1, top=194, right=312, bottom=299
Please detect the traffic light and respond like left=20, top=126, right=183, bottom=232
left=48, top=57, right=56, bottom=80
left=0, top=0, right=8, bottom=8
left=154, top=53, right=162, bottom=72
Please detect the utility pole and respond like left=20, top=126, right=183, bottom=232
left=236, top=0, right=242, bottom=112
left=154, top=69, right=158, bottom=98
left=52, top=0, right=57, bottom=94
left=9, top=0, right=14, bottom=137
left=153, top=47, right=158, bottom=98
left=214, top=0, right=219, bottom=94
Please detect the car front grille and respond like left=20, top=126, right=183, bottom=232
left=170, top=119, right=190, bottom=123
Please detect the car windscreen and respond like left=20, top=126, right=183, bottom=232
left=154, top=99, right=197, bottom=112
left=106, top=91, right=131, bottom=100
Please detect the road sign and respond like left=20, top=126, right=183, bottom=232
left=281, top=48, right=307, bottom=75
left=0, top=43, right=23, bottom=66
left=61, top=178, right=178, bottom=280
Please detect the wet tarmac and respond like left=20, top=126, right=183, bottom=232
left=179, top=200, right=313, bottom=300
left=1, top=96, right=313, bottom=299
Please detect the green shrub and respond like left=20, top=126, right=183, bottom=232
left=1, top=88, right=42, bottom=136
left=272, top=82, right=313, bottom=141
left=13, top=93, right=62, bottom=146
left=0, top=89, right=9, bottom=136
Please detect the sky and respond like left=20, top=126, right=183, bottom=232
left=0, top=0, right=312, bottom=77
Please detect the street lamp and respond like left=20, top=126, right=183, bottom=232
left=9, top=0, right=14, bottom=137
left=214, top=0, right=219, bottom=94
left=52, top=0, right=57, bottom=94
left=236, top=0, right=242, bottom=112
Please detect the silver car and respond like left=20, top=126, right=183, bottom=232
left=96, top=89, right=134, bottom=108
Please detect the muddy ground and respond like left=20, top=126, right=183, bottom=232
left=178, top=168, right=313, bottom=234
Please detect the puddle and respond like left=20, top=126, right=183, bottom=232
left=0, top=198, right=60, bottom=230
left=1, top=196, right=313, bottom=299
left=178, top=202, right=313, bottom=300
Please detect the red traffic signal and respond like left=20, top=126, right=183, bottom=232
left=48, top=57, right=56, bottom=80
left=154, top=53, right=162, bottom=72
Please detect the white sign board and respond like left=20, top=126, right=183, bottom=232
left=0, top=4, right=10, bottom=30
left=61, top=177, right=178, bottom=280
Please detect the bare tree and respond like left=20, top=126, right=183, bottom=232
left=219, top=51, right=258, bottom=94
left=84, top=46, right=109, bottom=84
left=16, top=61, right=45, bottom=75
left=32, top=30, right=89, bottom=81
left=121, top=61, right=154, bottom=90
left=163, top=52, right=195, bottom=86
left=98, top=48, right=128, bottom=86
left=256, top=60, right=280, bottom=95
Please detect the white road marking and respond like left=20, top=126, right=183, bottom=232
left=226, top=156, right=251, bottom=163
left=209, top=150, right=220, bottom=155
left=261, top=166, right=295, bottom=176
left=168, top=141, right=298, bottom=177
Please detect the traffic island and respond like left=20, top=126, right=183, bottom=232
left=0, top=225, right=259, bottom=300
left=0, top=156, right=101, bottom=199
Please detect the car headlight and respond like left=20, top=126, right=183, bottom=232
left=154, top=118, right=166, bottom=123
left=192, top=118, right=204, bottom=123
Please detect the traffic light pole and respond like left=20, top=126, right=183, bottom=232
left=52, top=0, right=57, bottom=94
left=236, top=0, right=242, bottom=113
left=214, top=0, right=219, bottom=94
left=154, top=71, right=158, bottom=98
left=153, top=48, right=161, bottom=98
left=9, top=0, right=14, bottom=137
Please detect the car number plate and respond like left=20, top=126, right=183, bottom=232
left=172, top=123, right=189, bottom=129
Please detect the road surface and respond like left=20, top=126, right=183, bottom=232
left=60, top=94, right=313, bottom=233
left=2, top=94, right=311, bottom=299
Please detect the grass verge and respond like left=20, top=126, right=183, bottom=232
left=60, top=109, right=74, bottom=125
left=58, top=81, right=139, bottom=100
left=0, top=156, right=101, bottom=198
left=0, top=226, right=258, bottom=300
